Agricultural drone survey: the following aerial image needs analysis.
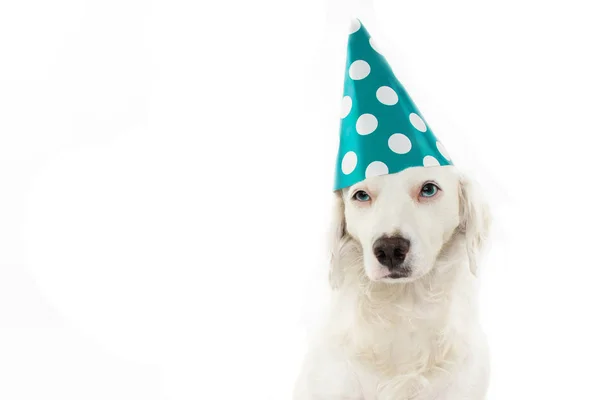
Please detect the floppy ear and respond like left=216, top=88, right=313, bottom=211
left=458, top=174, right=492, bottom=276
left=328, top=190, right=347, bottom=289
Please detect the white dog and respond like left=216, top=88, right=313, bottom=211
left=294, top=165, right=491, bottom=400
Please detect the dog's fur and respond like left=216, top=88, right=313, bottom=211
left=294, top=166, right=491, bottom=400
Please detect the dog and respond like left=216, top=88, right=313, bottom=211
left=294, top=165, right=491, bottom=400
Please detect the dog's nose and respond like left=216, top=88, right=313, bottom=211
left=373, top=235, right=411, bottom=270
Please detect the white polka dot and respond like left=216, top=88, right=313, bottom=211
left=341, top=151, right=358, bottom=174
left=376, top=86, right=398, bottom=105
left=341, top=96, right=352, bottom=118
left=356, top=114, right=378, bottom=135
left=365, top=161, right=389, bottom=178
left=423, top=156, right=440, bottom=167
left=349, top=19, right=361, bottom=34
left=409, top=113, right=427, bottom=132
left=436, top=141, right=451, bottom=161
left=369, top=38, right=381, bottom=54
left=388, top=133, right=412, bottom=154
left=349, top=60, right=370, bottom=80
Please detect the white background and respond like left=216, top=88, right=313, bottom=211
left=1, top=0, right=599, bottom=398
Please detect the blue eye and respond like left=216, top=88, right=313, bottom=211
left=352, top=190, right=371, bottom=202
left=420, top=183, right=439, bottom=198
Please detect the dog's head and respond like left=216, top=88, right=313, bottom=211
left=329, top=166, right=490, bottom=285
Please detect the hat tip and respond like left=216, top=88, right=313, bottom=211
left=349, top=18, right=362, bottom=34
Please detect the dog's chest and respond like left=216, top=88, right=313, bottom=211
left=348, top=316, right=453, bottom=370
left=331, top=293, right=459, bottom=398
left=350, top=323, right=459, bottom=400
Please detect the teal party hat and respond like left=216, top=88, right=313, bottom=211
left=334, top=19, right=452, bottom=191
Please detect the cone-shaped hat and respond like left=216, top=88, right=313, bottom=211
left=334, top=19, right=452, bottom=190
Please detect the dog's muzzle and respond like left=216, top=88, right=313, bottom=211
left=372, top=235, right=411, bottom=278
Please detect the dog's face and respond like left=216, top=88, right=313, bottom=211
left=333, top=166, right=489, bottom=284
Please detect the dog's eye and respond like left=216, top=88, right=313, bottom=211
left=352, top=190, right=371, bottom=202
left=420, top=183, right=440, bottom=198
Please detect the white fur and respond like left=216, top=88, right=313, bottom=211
left=294, top=166, right=491, bottom=400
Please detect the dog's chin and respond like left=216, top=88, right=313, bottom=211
left=366, top=262, right=429, bottom=284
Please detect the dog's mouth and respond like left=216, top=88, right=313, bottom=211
left=382, top=267, right=411, bottom=280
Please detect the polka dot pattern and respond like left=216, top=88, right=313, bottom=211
left=349, top=60, right=370, bottom=80
left=376, top=86, right=398, bottom=105
left=388, top=133, right=412, bottom=154
left=409, top=113, right=427, bottom=132
left=341, top=96, right=352, bottom=118
left=423, top=156, right=440, bottom=167
left=356, top=114, right=378, bottom=135
left=369, top=38, right=381, bottom=54
left=349, top=19, right=361, bottom=34
left=341, top=151, right=357, bottom=174
left=366, top=161, right=388, bottom=178
left=436, top=141, right=450, bottom=161
left=334, top=19, right=452, bottom=190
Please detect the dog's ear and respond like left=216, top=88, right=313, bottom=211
left=328, top=190, right=347, bottom=289
left=458, top=174, right=491, bottom=276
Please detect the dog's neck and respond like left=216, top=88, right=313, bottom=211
left=327, top=234, right=479, bottom=382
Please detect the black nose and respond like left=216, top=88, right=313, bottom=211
left=373, top=235, right=411, bottom=270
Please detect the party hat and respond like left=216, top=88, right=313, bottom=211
left=334, top=19, right=452, bottom=191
